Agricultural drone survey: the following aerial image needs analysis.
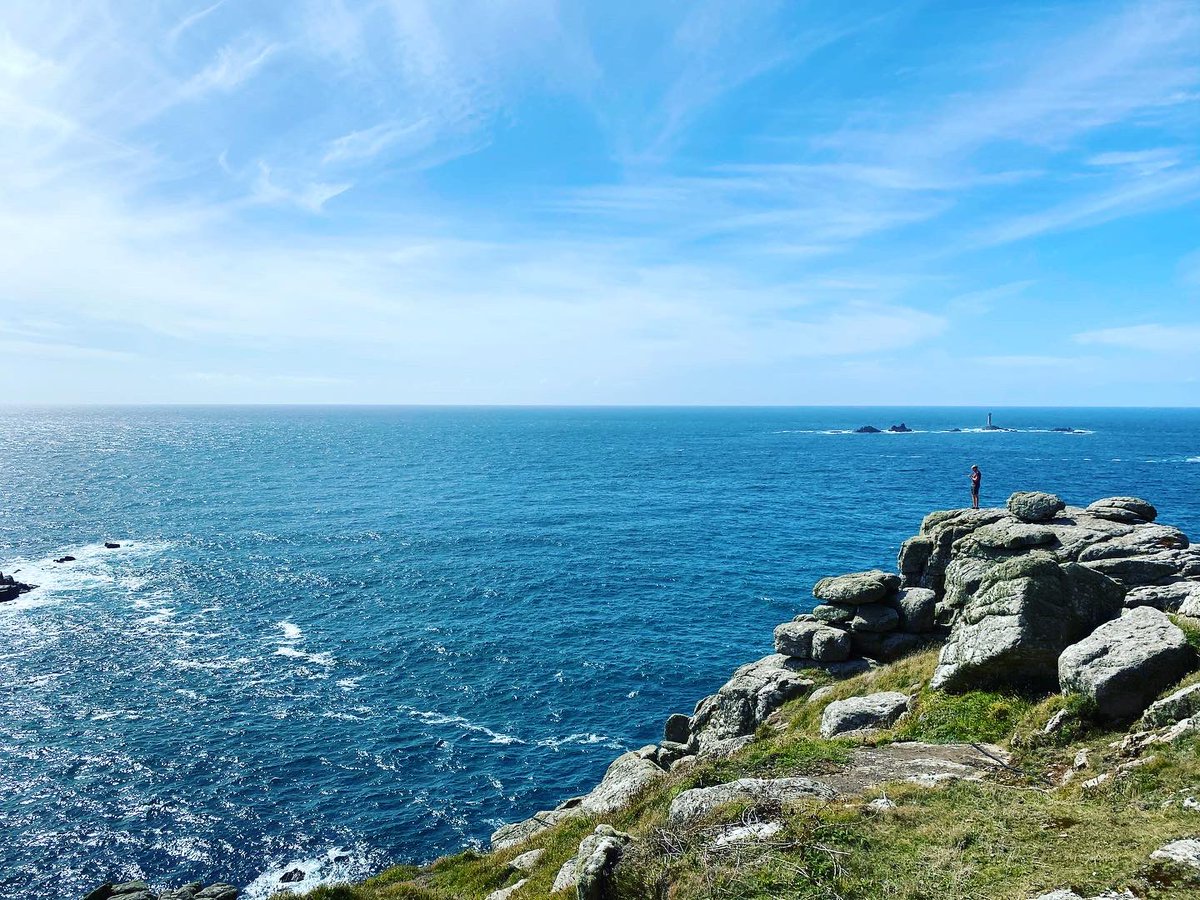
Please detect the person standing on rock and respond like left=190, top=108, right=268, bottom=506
left=970, top=464, right=982, bottom=509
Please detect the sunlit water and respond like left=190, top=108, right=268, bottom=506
left=2, top=406, right=1198, bottom=898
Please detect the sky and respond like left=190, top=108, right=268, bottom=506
left=1, top=0, right=1198, bottom=405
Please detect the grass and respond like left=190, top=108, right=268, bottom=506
left=285, top=647, right=1200, bottom=900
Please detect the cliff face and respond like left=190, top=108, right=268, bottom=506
left=88, top=493, right=1200, bottom=900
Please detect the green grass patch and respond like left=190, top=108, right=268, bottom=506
left=891, top=688, right=1036, bottom=744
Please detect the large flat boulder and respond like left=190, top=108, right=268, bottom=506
left=931, top=552, right=1124, bottom=691
left=1059, top=606, right=1195, bottom=722
left=812, top=570, right=900, bottom=605
left=1087, top=496, right=1157, bottom=523
left=820, top=692, right=910, bottom=737
left=689, top=654, right=817, bottom=751
left=667, top=777, right=837, bottom=824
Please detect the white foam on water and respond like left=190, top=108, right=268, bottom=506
left=1188, top=457, right=1200, bottom=463
left=274, top=646, right=335, bottom=666
left=398, top=705, right=525, bottom=745
left=277, top=621, right=303, bottom=641
left=536, top=732, right=625, bottom=750
left=243, top=847, right=376, bottom=900
left=1, top=540, right=174, bottom=612
left=336, top=677, right=361, bottom=691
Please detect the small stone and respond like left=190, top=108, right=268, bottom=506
left=279, top=869, right=305, bottom=884
left=711, top=821, right=783, bottom=848
left=1042, top=709, right=1073, bottom=736
left=866, top=797, right=896, bottom=811
left=1142, top=683, right=1200, bottom=730
left=668, top=777, right=838, bottom=824
left=485, top=879, right=527, bottom=900
left=509, top=848, right=544, bottom=872
left=808, top=685, right=835, bottom=704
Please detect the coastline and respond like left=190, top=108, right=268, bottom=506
left=82, top=488, right=1200, bottom=899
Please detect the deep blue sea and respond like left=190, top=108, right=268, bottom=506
left=3, top=407, right=1199, bottom=898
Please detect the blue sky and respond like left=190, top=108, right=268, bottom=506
left=1, top=0, right=1198, bottom=404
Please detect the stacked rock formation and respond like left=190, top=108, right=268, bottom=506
left=773, top=569, right=940, bottom=665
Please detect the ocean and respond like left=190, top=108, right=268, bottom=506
left=2, top=406, right=1198, bottom=898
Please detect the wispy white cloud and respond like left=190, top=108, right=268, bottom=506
left=180, top=37, right=279, bottom=98
left=1087, top=148, right=1183, bottom=174
left=167, top=0, right=229, bottom=47
left=976, top=166, right=1200, bottom=246
left=250, top=163, right=351, bottom=212
left=322, top=119, right=435, bottom=164
left=1075, top=323, right=1200, bottom=353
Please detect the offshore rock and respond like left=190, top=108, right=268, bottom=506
left=0, top=572, right=35, bottom=603
left=689, top=654, right=817, bottom=751
left=1007, top=491, right=1066, bottom=523
left=932, top=553, right=1124, bottom=691
left=1059, top=607, right=1194, bottom=722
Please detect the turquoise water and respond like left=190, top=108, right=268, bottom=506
left=2, top=406, right=1199, bottom=898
